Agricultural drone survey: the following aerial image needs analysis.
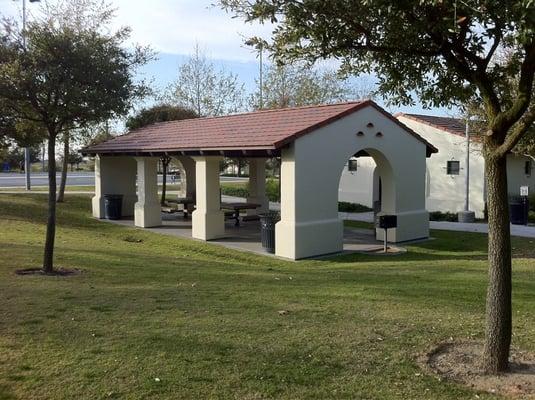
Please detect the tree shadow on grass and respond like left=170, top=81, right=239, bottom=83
left=0, top=384, right=17, bottom=400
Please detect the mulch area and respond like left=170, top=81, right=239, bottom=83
left=419, top=341, right=535, bottom=398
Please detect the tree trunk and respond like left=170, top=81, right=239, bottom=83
left=57, top=134, right=69, bottom=203
left=161, top=157, right=169, bottom=206
left=43, top=135, right=57, bottom=273
left=483, top=154, right=512, bottom=373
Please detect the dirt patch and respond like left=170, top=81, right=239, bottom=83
left=15, top=267, right=82, bottom=276
left=419, top=341, right=535, bottom=398
left=122, top=235, right=144, bottom=243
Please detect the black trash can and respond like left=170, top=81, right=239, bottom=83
left=259, top=212, right=280, bottom=254
left=103, top=194, right=123, bottom=220
left=510, top=197, right=529, bottom=225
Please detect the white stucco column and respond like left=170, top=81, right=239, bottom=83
left=134, top=157, right=161, bottom=228
left=92, top=155, right=137, bottom=218
left=246, top=158, right=268, bottom=215
left=191, top=156, right=225, bottom=240
left=275, top=145, right=344, bottom=260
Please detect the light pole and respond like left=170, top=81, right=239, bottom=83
left=464, top=118, right=470, bottom=212
left=244, top=37, right=267, bottom=110
left=458, top=115, right=476, bottom=223
left=20, top=0, right=41, bottom=190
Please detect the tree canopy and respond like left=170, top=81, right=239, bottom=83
left=0, top=2, right=152, bottom=273
left=0, top=19, right=151, bottom=139
left=221, top=0, right=535, bottom=375
left=251, top=63, right=373, bottom=109
left=163, top=44, right=245, bottom=117
left=222, top=1, right=534, bottom=133
left=126, top=104, right=198, bottom=131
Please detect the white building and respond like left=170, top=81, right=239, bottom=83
left=339, top=113, right=535, bottom=218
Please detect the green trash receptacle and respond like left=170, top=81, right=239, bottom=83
left=104, top=194, right=123, bottom=220
left=259, top=212, right=280, bottom=254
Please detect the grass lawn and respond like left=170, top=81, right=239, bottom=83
left=1, top=193, right=534, bottom=400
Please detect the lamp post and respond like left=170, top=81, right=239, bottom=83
left=20, top=0, right=41, bottom=190
left=464, top=118, right=470, bottom=212
left=458, top=115, right=476, bottom=223
left=244, top=37, right=267, bottom=110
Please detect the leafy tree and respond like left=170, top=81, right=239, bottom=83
left=221, top=0, right=535, bottom=373
left=62, top=148, right=83, bottom=171
left=0, top=11, right=151, bottom=273
left=125, top=104, right=198, bottom=130
left=126, top=104, right=198, bottom=205
left=83, top=123, right=116, bottom=147
left=34, top=0, right=134, bottom=204
left=0, top=145, right=40, bottom=171
left=464, top=49, right=535, bottom=157
left=164, top=44, right=246, bottom=117
left=251, top=63, right=373, bottom=109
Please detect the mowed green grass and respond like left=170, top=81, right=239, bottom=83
left=0, top=194, right=534, bottom=400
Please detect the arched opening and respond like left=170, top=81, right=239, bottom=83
left=333, top=147, right=398, bottom=250
left=337, top=147, right=396, bottom=217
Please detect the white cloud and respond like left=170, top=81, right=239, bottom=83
left=112, top=0, right=273, bottom=61
left=1, top=0, right=273, bottom=61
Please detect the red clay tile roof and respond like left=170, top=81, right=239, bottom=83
left=83, top=100, right=437, bottom=156
left=396, top=113, right=468, bottom=137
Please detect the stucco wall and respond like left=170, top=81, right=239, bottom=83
left=507, top=154, right=535, bottom=198
left=92, top=156, right=137, bottom=218
left=397, top=117, right=487, bottom=217
left=338, top=121, right=535, bottom=217
left=338, top=157, right=376, bottom=207
left=275, top=106, right=429, bottom=259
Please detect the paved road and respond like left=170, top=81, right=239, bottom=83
left=0, top=172, right=95, bottom=187
left=0, top=172, right=248, bottom=188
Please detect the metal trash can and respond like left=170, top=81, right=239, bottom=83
left=103, top=194, right=123, bottom=220
left=510, top=197, right=529, bottom=225
left=259, top=212, right=280, bottom=253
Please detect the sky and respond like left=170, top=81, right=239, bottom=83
left=0, top=0, right=457, bottom=118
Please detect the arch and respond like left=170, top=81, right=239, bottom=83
left=171, top=155, right=196, bottom=203
left=337, top=148, right=396, bottom=214
left=275, top=106, right=430, bottom=259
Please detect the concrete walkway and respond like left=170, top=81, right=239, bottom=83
left=2, top=190, right=534, bottom=239
left=104, top=215, right=402, bottom=259
left=341, top=211, right=535, bottom=239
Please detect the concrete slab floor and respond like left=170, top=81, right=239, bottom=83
left=101, top=213, right=405, bottom=260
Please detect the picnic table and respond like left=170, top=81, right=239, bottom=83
left=221, top=202, right=261, bottom=226
left=166, top=197, right=195, bottom=218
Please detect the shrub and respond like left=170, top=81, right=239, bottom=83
left=220, top=185, right=249, bottom=199
left=266, top=178, right=280, bottom=202
left=338, top=202, right=372, bottom=213
left=220, top=179, right=280, bottom=202
left=429, top=211, right=459, bottom=222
